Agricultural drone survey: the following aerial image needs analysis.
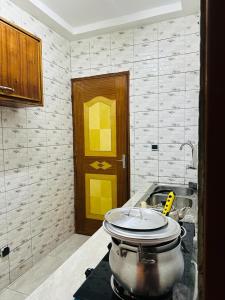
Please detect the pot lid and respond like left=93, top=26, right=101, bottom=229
left=103, top=216, right=181, bottom=245
left=105, top=207, right=168, bottom=231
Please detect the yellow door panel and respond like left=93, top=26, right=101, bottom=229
left=84, top=96, right=116, bottom=156
left=85, top=173, right=117, bottom=220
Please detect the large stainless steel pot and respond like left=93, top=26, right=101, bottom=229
left=103, top=207, right=186, bottom=297
left=109, top=236, right=184, bottom=297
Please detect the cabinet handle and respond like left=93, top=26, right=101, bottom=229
left=0, top=86, right=15, bottom=93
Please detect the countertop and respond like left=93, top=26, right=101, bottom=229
left=25, top=189, right=151, bottom=300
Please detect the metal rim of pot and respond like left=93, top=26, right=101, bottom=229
left=111, top=226, right=186, bottom=255
left=103, top=218, right=181, bottom=245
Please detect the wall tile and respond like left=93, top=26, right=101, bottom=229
left=134, top=77, right=158, bottom=95
left=111, top=46, right=133, bottom=65
left=159, top=73, right=185, bottom=93
left=185, top=126, right=198, bottom=144
left=159, top=55, right=185, bottom=75
left=135, top=144, right=158, bottom=160
left=159, top=92, right=185, bottom=110
left=0, top=192, right=6, bottom=212
left=29, top=181, right=48, bottom=205
left=159, top=144, right=184, bottom=161
left=185, top=52, right=200, bottom=72
left=135, top=128, right=158, bottom=144
left=1, top=0, right=73, bottom=288
left=7, top=223, right=31, bottom=251
left=134, top=59, right=158, bottom=78
left=111, top=29, right=133, bottom=49
left=159, top=36, right=185, bottom=58
left=134, top=41, right=158, bottom=61
left=90, top=66, right=112, bottom=76
left=185, top=33, right=200, bottom=53
left=27, top=108, right=46, bottom=129
left=71, top=53, right=90, bottom=71
left=31, top=229, right=52, bottom=262
left=9, top=242, right=32, bottom=274
left=5, top=167, right=28, bottom=191
left=134, top=24, right=158, bottom=44
left=159, top=127, right=184, bottom=144
left=4, top=148, right=28, bottom=170
left=0, top=150, right=4, bottom=172
left=0, top=212, right=7, bottom=238
left=90, top=34, right=110, bottom=52
left=185, top=108, right=199, bottom=126
left=0, top=0, right=22, bottom=26
left=135, top=160, right=158, bottom=177
left=184, top=14, right=200, bottom=35
left=7, top=205, right=30, bottom=232
left=28, top=129, right=47, bottom=147
left=186, top=71, right=200, bottom=90
left=159, top=160, right=185, bottom=178
left=3, top=128, right=28, bottom=149
left=159, top=176, right=184, bottom=185
left=71, top=39, right=90, bottom=56
left=135, top=111, right=158, bottom=128
left=28, top=147, right=47, bottom=166
left=90, top=50, right=111, bottom=68
left=28, top=164, right=47, bottom=184
left=111, top=63, right=133, bottom=78
left=6, top=186, right=29, bottom=212
left=134, top=94, right=158, bottom=112
left=158, top=17, right=185, bottom=40
left=2, top=108, right=27, bottom=128
left=71, top=69, right=91, bottom=79
left=185, top=90, right=199, bottom=108
left=0, top=258, right=10, bottom=290
left=159, top=109, right=185, bottom=127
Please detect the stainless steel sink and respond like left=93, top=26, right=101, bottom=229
left=153, top=185, right=194, bottom=196
left=147, top=194, right=193, bottom=210
left=135, top=183, right=197, bottom=222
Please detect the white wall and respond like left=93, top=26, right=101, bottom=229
left=70, top=14, right=200, bottom=194
left=0, top=0, right=200, bottom=290
left=0, top=0, right=74, bottom=289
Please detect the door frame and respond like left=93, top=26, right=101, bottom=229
left=71, top=71, right=130, bottom=234
left=199, top=1, right=225, bottom=299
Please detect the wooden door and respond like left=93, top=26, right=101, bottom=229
left=0, top=18, right=43, bottom=106
left=72, top=72, right=130, bottom=235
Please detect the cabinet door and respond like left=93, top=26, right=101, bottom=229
left=20, top=32, right=42, bottom=101
left=0, top=18, right=43, bottom=106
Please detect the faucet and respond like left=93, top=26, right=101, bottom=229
left=179, top=141, right=197, bottom=169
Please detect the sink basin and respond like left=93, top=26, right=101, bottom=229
left=153, top=185, right=194, bottom=196
left=146, top=194, right=193, bottom=210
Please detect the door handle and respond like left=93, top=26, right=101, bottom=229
left=0, top=86, right=15, bottom=93
left=116, top=154, right=126, bottom=169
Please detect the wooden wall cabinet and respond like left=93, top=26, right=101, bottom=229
left=0, top=18, right=43, bottom=107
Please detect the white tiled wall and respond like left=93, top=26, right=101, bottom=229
left=0, top=0, right=74, bottom=289
left=0, top=0, right=200, bottom=290
left=70, top=14, right=200, bottom=193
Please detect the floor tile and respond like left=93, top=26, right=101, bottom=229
left=0, top=288, right=26, bottom=300
left=1, top=234, right=89, bottom=297
left=49, top=234, right=90, bottom=260
left=8, top=255, right=64, bottom=295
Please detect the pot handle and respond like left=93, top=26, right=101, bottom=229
left=118, top=243, right=138, bottom=257
left=180, top=226, right=187, bottom=239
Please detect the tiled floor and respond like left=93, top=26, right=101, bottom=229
left=0, top=234, right=89, bottom=300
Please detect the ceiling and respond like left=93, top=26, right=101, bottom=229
left=12, top=0, right=200, bottom=40
left=36, top=0, right=180, bottom=27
